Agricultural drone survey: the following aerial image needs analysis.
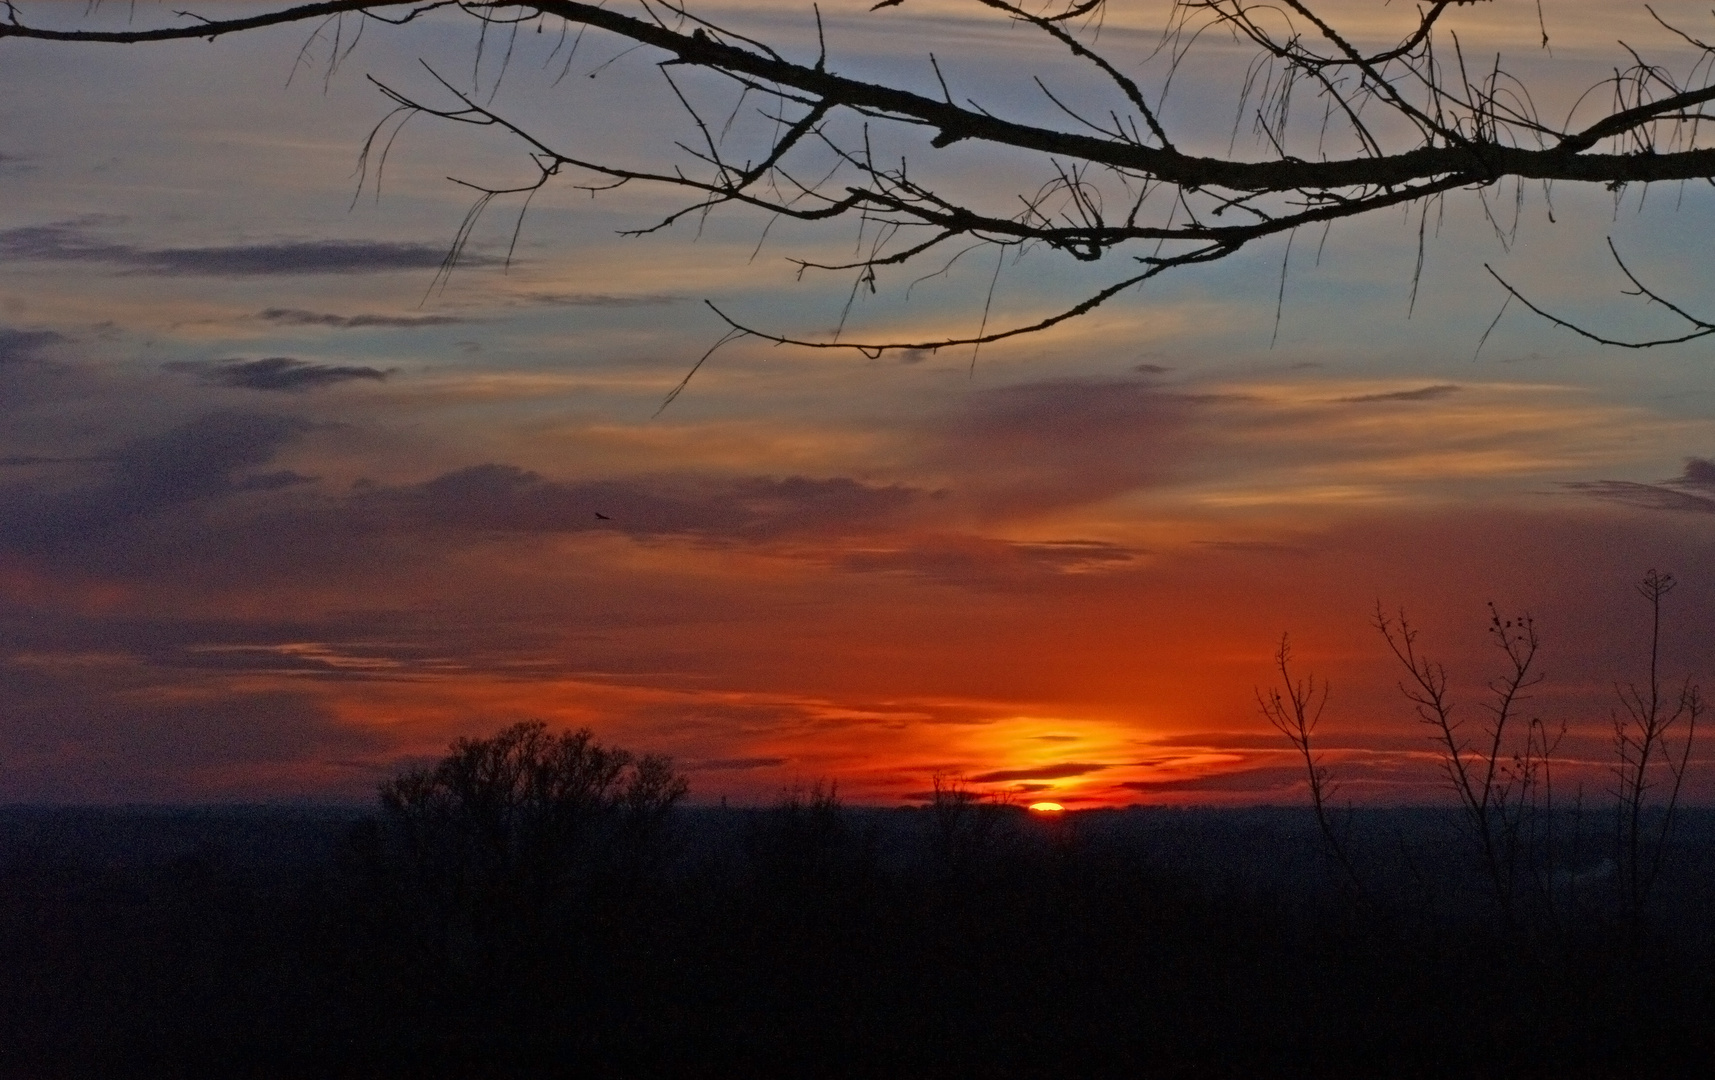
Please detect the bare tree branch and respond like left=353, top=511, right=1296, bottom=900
left=9, top=0, right=1715, bottom=359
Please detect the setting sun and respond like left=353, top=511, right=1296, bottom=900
left=1028, top=802, right=1065, bottom=813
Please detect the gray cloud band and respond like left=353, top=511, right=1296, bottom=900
left=0, top=220, right=498, bottom=275
left=165, top=357, right=391, bottom=391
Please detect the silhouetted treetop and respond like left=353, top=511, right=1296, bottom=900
left=375, top=722, right=687, bottom=919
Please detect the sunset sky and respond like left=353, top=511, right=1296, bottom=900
left=2, top=0, right=1713, bottom=806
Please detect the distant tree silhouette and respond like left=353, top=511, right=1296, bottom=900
left=928, top=773, right=1018, bottom=888
left=378, top=721, right=686, bottom=914
left=748, top=780, right=873, bottom=898
left=343, top=721, right=687, bottom=1004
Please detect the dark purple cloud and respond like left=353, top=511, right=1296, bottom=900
left=933, top=378, right=1217, bottom=510
left=0, top=411, right=313, bottom=555
left=0, top=327, right=65, bottom=365
left=359, top=464, right=920, bottom=540
left=103, top=412, right=313, bottom=513
left=0, top=219, right=497, bottom=275
left=166, top=356, right=392, bottom=391
left=0, top=455, right=92, bottom=467
left=0, top=402, right=927, bottom=593
left=1677, top=457, right=1715, bottom=488
left=234, top=470, right=318, bottom=491
left=948, top=378, right=1204, bottom=457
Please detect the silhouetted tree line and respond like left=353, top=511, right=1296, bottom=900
left=3, top=717, right=1713, bottom=1077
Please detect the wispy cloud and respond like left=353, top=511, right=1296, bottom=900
left=689, top=756, right=788, bottom=772
left=257, top=308, right=468, bottom=329
left=969, top=762, right=1110, bottom=782
left=1117, top=765, right=1297, bottom=794
left=514, top=292, right=683, bottom=308
left=166, top=357, right=392, bottom=391
left=1566, top=482, right=1715, bottom=513
left=1565, top=456, right=1715, bottom=513
left=1335, top=384, right=1461, bottom=403
left=841, top=537, right=1144, bottom=583
left=1194, top=539, right=1314, bottom=557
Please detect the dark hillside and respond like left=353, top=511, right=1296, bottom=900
left=2, top=805, right=1712, bottom=1078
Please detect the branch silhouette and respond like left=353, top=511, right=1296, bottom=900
left=11, top=0, right=1715, bottom=364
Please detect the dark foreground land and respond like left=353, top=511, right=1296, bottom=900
left=2, top=803, right=1713, bottom=1078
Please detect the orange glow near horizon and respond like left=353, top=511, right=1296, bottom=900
left=1028, top=802, right=1065, bottom=813
left=9, top=498, right=1700, bottom=808
left=109, top=506, right=1706, bottom=809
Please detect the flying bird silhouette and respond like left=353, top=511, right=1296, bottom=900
left=595, top=512, right=611, bottom=520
